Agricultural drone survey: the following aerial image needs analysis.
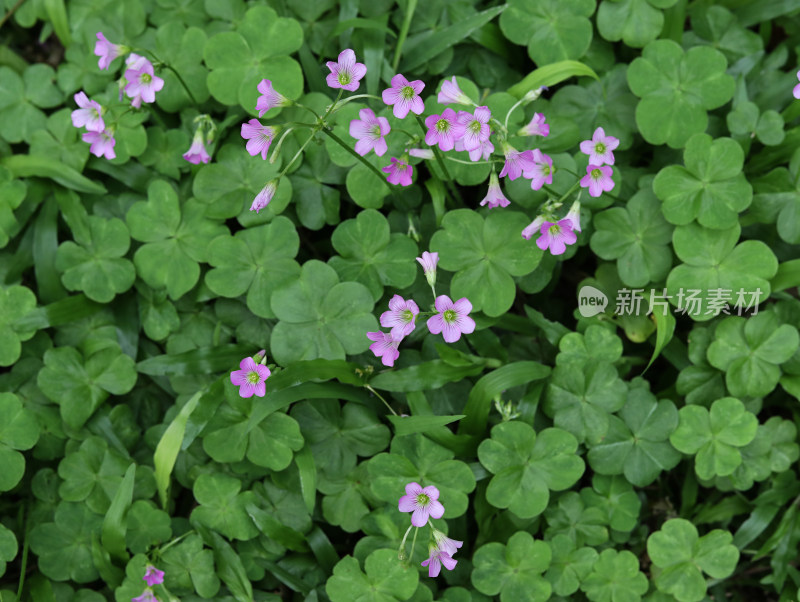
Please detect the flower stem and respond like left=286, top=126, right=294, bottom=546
left=293, top=102, right=321, bottom=120
left=278, top=131, right=315, bottom=178
left=555, top=180, right=582, bottom=205
left=138, top=49, right=198, bottom=106
left=444, top=156, right=502, bottom=166
left=409, top=524, right=419, bottom=560
left=398, top=524, right=414, bottom=560
left=333, top=93, right=384, bottom=109
left=503, top=97, right=526, bottom=130
left=365, top=384, right=399, bottom=416
left=392, top=0, right=418, bottom=72
left=319, top=128, right=395, bottom=193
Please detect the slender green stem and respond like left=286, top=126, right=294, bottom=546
left=157, top=530, right=194, bottom=556
left=139, top=49, right=198, bottom=106
left=0, top=0, right=26, bottom=30
left=398, top=524, right=414, bottom=560
left=555, top=180, right=582, bottom=205
left=365, top=384, right=399, bottom=416
left=293, top=102, right=321, bottom=120
left=504, top=97, right=526, bottom=130
left=412, top=114, right=464, bottom=203
left=270, top=127, right=296, bottom=164
left=278, top=131, right=315, bottom=177
left=444, top=156, right=501, bottom=166
left=409, top=524, right=419, bottom=560
left=392, top=0, right=418, bottom=72
left=322, top=89, right=344, bottom=122
left=333, top=93, right=383, bottom=109
left=16, top=504, right=28, bottom=599
left=320, top=128, right=394, bottom=193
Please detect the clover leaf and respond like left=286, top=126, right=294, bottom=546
left=28, top=502, right=103, bottom=583
left=321, top=463, right=372, bottom=533
left=710, top=421, right=772, bottom=492
left=160, top=533, right=220, bottom=598
left=0, top=65, right=62, bottom=143
left=290, top=400, right=390, bottom=478
left=685, top=5, right=764, bottom=65
left=329, top=209, right=418, bottom=302
left=653, top=134, right=752, bottom=229
left=587, top=384, right=681, bottom=486
left=627, top=40, right=734, bottom=148
left=590, top=186, right=674, bottom=287
left=544, top=534, right=598, bottom=597
left=545, top=361, right=627, bottom=444
left=544, top=491, right=608, bottom=547
left=556, top=325, right=623, bottom=366
left=0, top=392, right=40, bottom=492
left=750, top=148, right=800, bottom=245
left=580, top=549, right=649, bottom=602
left=127, top=180, right=227, bottom=300
left=368, top=433, right=476, bottom=520
left=646, top=518, right=739, bottom=602
left=0, top=284, right=37, bottom=367
left=137, top=284, right=180, bottom=341
left=270, top=260, right=377, bottom=365
left=430, top=209, right=542, bottom=316
left=205, top=216, right=300, bottom=319
left=478, top=422, right=584, bottom=518
left=666, top=223, right=777, bottom=320
left=669, top=397, right=758, bottom=480
left=55, top=215, right=136, bottom=303
left=707, top=311, right=799, bottom=398
left=190, top=473, right=259, bottom=541
left=598, top=0, right=678, bottom=48
left=125, top=500, right=172, bottom=554
left=153, top=22, right=210, bottom=111
left=202, top=382, right=304, bottom=471
left=37, top=346, right=138, bottom=429
left=250, top=479, right=312, bottom=551
left=581, top=474, right=642, bottom=533
left=0, top=167, right=26, bottom=249
left=204, top=5, right=303, bottom=112
left=500, top=0, right=594, bottom=65
left=326, top=549, right=418, bottom=602
left=677, top=325, right=726, bottom=406
left=727, top=101, right=784, bottom=147
left=0, top=523, right=16, bottom=578
left=472, top=531, right=552, bottom=602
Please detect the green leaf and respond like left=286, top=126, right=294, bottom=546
left=101, top=463, right=135, bottom=562
left=194, top=523, right=254, bottom=602
left=582, top=474, right=642, bottom=532
left=369, top=360, right=484, bottom=392
left=556, top=325, right=623, bottom=366
left=160, top=533, right=220, bottom=598
left=647, top=518, right=739, bottom=602
left=478, top=422, right=584, bottom=518
left=191, top=473, right=259, bottom=541
left=0, top=284, right=37, bottom=367
left=646, top=303, right=676, bottom=373
left=386, top=414, right=465, bottom=437
left=544, top=491, right=608, bottom=547
left=597, top=0, right=676, bottom=48
left=0, top=153, right=105, bottom=195
left=508, top=60, right=598, bottom=99
left=544, top=534, right=597, bottom=597
left=580, top=549, right=649, bottom=602
left=125, top=500, right=172, bottom=554
left=44, top=0, right=72, bottom=47
left=0, top=392, right=40, bottom=491
left=471, top=531, right=552, bottom=602
left=0, top=523, right=17, bottom=578
left=326, top=549, right=419, bottom=602
left=627, top=40, right=734, bottom=148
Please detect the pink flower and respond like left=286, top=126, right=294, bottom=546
left=71, top=92, right=104, bottom=132
left=230, top=356, right=271, bottom=398
left=427, top=296, right=475, bottom=343
left=251, top=180, right=277, bottom=213
left=565, top=200, right=582, bottom=232
left=143, top=565, right=164, bottom=587
left=398, top=482, right=445, bottom=527
left=382, top=157, right=413, bottom=186
left=382, top=74, right=425, bottom=119
left=380, top=295, right=420, bottom=339
left=456, top=106, right=491, bottom=152
left=580, top=164, right=615, bottom=197
left=432, top=529, right=463, bottom=558
left=182, top=130, right=211, bottom=164
left=408, top=148, right=434, bottom=159
left=241, top=119, right=278, bottom=160
left=349, top=108, right=391, bottom=157
left=521, top=216, right=545, bottom=241
left=132, top=590, right=157, bottom=602
left=82, top=129, right=116, bottom=159
left=455, top=137, right=494, bottom=162
left=124, top=59, right=164, bottom=108
left=480, top=172, right=509, bottom=209
left=421, top=547, right=457, bottom=578
left=366, top=331, right=401, bottom=367
left=498, top=145, right=536, bottom=181
left=536, top=219, right=577, bottom=256
left=416, top=251, right=439, bottom=287
left=255, top=79, right=290, bottom=116
left=520, top=112, right=549, bottom=137
left=522, top=149, right=553, bottom=191
left=579, top=126, right=619, bottom=166
left=794, top=70, right=800, bottom=100
left=424, top=108, right=465, bottom=152
left=325, top=49, right=366, bottom=92
left=438, top=76, right=472, bottom=105
left=125, top=53, right=149, bottom=72
left=94, top=32, right=124, bottom=70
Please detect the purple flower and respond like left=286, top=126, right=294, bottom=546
left=143, top=565, right=164, bottom=587
left=132, top=590, right=157, bottom=602
left=521, top=216, right=545, bottom=241
left=480, top=172, right=509, bottom=209
left=382, top=74, right=425, bottom=119
left=71, top=92, right=104, bottom=132
left=398, top=482, right=445, bottom=527
left=256, top=79, right=290, bottom=116
left=424, top=108, right=465, bottom=152
left=241, top=119, right=278, bottom=160
left=125, top=53, right=148, bottom=72
left=251, top=180, right=277, bottom=213
left=382, top=157, right=413, bottom=186
left=455, top=137, right=494, bottom=162
left=380, top=295, right=420, bottom=339
left=580, top=164, right=615, bottom=197
left=579, top=126, right=619, bottom=166
left=94, top=32, right=124, bottom=70
left=82, top=129, right=116, bottom=160
left=522, top=149, right=553, bottom=191
left=326, top=49, right=366, bottom=92
left=432, top=529, right=463, bottom=558
left=124, top=59, right=164, bottom=108
left=457, top=106, right=491, bottom=152
left=182, top=130, right=211, bottom=165
left=438, top=76, right=472, bottom=105
left=366, top=331, right=401, bottom=367
left=520, top=112, right=549, bottom=137
left=498, top=145, right=536, bottom=181
left=230, top=356, right=271, bottom=398
left=416, top=251, right=439, bottom=287
left=565, top=200, right=582, bottom=232
left=421, top=547, right=457, bottom=578
left=349, top=108, right=391, bottom=157
left=536, top=219, right=577, bottom=256
left=427, top=296, right=475, bottom=343
left=408, top=148, right=434, bottom=159
left=794, top=70, right=800, bottom=99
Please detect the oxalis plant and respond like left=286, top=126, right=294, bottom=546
left=1, top=1, right=800, bottom=602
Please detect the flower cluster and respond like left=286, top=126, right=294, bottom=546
left=522, top=200, right=582, bottom=256
left=230, top=350, right=271, bottom=398
left=579, top=126, right=618, bottom=197
left=366, top=252, right=475, bottom=367
left=397, top=482, right=463, bottom=578
left=131, top=564, right=164, bottom=602
left=71, top=91, right=115, bottom=160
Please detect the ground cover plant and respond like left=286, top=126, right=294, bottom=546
left=1, top=0, right=800, bottom=600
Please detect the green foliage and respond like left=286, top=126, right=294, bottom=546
left=472, top=531, right=552, bottom=601
left=327, top=549, right=419, bottom=602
